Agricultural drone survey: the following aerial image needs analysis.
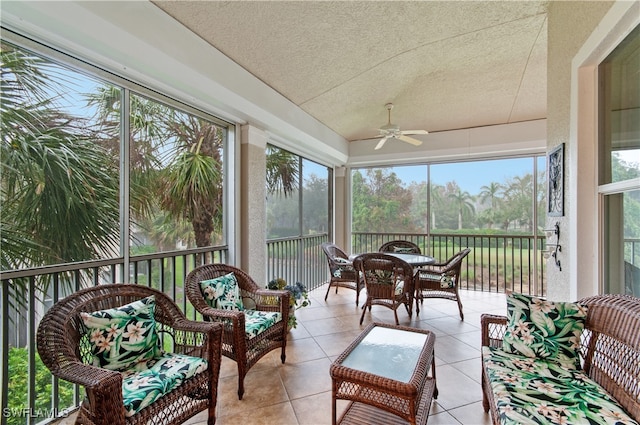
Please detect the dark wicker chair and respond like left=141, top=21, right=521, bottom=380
left=36, top=284, right=222, bottom=425
left=353, top=253, right=415, bottom=325
left=415, top=248, right=471, bottom=320
left=322, top=242, right=364, bottom=305
left=185, top=263, right=289, bottom=400
left=379, top=240, right=422, bottom=254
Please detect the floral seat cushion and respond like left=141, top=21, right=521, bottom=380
left=244, top=309, right=281, bottom=339
left=332, top=257, right=355, bottom=277
left=418, top=271, right=455, bottom=288
left=122, top=352, right=208, bottom=417
left=483, top=346, right=638, bottom=425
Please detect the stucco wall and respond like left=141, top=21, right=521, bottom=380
left=546, top=1, right=614, bottom=301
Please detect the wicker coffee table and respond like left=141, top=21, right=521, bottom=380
left=330, top=322, right=437, bottom=425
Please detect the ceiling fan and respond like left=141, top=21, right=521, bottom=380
left=374, top=103, right=428, bottom=150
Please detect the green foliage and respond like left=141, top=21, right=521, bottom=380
left=7, top=347, right=74, bottom=425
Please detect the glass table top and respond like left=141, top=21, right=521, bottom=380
left=340, top=326, right=428, bottom=383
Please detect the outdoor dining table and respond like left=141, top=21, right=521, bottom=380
left=349, top=252, right=436, bottom=267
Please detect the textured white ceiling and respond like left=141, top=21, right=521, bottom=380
left=152, top=1, right=548, bottom=143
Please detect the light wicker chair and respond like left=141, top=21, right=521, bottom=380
left=353, top=253, right=415, bottom=325
left=415, top=248, right=470, bottom=320
left=36, top=284, right=222, bottom=425
left=379, top=240, right=422, bottom=254
left=185, top=263, right=289, bottom=400
left=322, top=242, right=364, bottom=305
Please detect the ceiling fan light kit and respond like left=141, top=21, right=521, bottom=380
left=374, top=103, right=428, bottom=150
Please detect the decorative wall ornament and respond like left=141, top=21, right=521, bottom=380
left=547, top=143, right=564, bottom=217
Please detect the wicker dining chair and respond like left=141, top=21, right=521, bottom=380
left=415, top=248, right=471, bottom=320
left=36, top=284, right=222, bottom=425
left=379, top=240, right=422, bottom=254
left=353, top=253, right=415, bottom=325
left=185, top=263, right=290, bottom=400
left=321, top=242, right=364, bottom=305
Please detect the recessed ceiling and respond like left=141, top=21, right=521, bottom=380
left=152, top=1, right=548, bottom=143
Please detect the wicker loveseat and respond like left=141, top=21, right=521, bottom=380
left=481, top=293, right=640, bottom=425
left=36, top=284, right=222, bottom=425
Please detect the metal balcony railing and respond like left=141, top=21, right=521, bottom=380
left=2, top=234, right=637, bottom=425
left=352, top=232, right=548, bottom=296
left=0, top=246, right=227, bottom=425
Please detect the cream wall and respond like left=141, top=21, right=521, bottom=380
left=546, top=0, right=634, bottom=301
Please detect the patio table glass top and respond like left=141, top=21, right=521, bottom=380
left=340, top=326, right=429, bottom=383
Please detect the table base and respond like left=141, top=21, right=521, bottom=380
left=337, top=377, right=436, bottom=425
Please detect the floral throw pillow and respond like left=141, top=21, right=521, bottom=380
left=502, top=292, right=587, bottom=369
left=199, top=272, right=244, bottom=311
left=81, top=296, right=161, bottom=372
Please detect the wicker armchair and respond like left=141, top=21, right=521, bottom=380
left=36, top=284, right=222, bottom=425
left=353, top=253, right=415, bottom=325
left=415, top=248, right=471, bottom=320
left=185, top=263, right=289, bottom=400
left=379, top=240, right=422, bottom=254
left=321, top=242, right=364, bottom=305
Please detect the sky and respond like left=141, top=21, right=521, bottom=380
left=387, top=157, right=544, bottom=195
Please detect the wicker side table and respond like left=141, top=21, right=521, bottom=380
left=330, top=322, right=438, bottom=425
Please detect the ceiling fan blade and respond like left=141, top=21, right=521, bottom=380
left=400, top=129, right=429, bottom=135
left=397, top=134, right=423, bottom=146
left=374, top=136, right=390, bottom=150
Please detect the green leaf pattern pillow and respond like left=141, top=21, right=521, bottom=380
left=503, top=292, right=587, bottom=369
left=81, top=296, right=160, bottom=372
left=199, top=272, right=244, bottom=311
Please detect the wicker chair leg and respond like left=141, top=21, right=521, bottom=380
left=359, top=300, right=368, bottom=325
left=324, top=282, right=332, bottom=301
left=280, top=346, right=286, bottom=364
left=393, top=308, right=400, bottom=325
left=481, top=369, right=491, bottom=413
left=457, top=298, right=464, bottom=320
left=237, top=374, right=245, bottom=400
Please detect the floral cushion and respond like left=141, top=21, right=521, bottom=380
left=122, top=352, right=208, bottom=417
left=393, top=247, right=416, bottom=253
left=332, top=257, right=355, bottom=277
left=200, top=272, right=244, bottom=311
left=81, top=296, right=160, bottom=372
left=483, top=347, right=638, bottom=425
left=418, top=272, right=455, bottom=288
left=394, top=280, right=405, bottom=295
left=502, top=292, right=587, bottom=369
left=244, top=309, right=281, bottom=339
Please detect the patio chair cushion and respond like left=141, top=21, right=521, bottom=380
left=200, top=272, right=244, bottom=311
left=81, top=296, right=161, bottom=372
left=418, top=271, right=455, bottom=288
left=122, top=352, right=208, bottom=417
left=244, top=309, right=282, bottom=339
left=482, top=346, right=637, bottom=425
left=502, top=292, right=587, bottom=370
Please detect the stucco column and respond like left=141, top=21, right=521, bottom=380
left=240, top=124, right=267, bottom=284
left=334, top=166, right=348, bottom=250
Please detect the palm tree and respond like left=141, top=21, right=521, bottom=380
left=266, top=145, right=299, bottom=196
left=478, top=182, right=503, bottom=228
left=1, top=42, right=120, bottom=272
left=448, top=188, right=475, bottom=230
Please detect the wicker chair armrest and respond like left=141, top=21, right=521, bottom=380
left=481, top=314, right=508, bottom=348
left=198, top=306, right=244, bottom=321
left=254, top=289, right=290, bottom=313
left=55, top=362, right=125, bottom=425
left=169, top=319, right=223, bottom=358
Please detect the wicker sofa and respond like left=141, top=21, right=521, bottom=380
left=481, top=293, right=639, bottom=425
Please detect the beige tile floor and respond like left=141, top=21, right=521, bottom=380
left=185, top=285, right=508, bottom=425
